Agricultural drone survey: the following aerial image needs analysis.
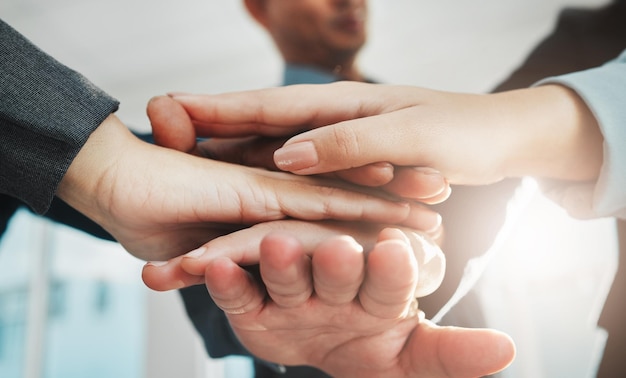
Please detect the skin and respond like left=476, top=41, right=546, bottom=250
left=243, top=0, right=445, bottom=194
left=56, top=112, right=443, bottom=261
left=166, top=82, right=604, bottom=188
left=142, top=96, right=446, bottom=291
left=187, top=229, right=515, bottom=377
left=140, top=89, right=515, bottom=377
left=35, top=1, right=518, bottom=374
left=141, top=219, right=445, bottom=296
left=245, top=0, right=367, bottom=81
left=147, top=95, right=451, bottom=204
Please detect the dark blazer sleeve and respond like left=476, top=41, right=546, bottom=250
left=0, top=19, right=119, bottom=214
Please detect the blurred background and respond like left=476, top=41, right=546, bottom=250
left=0, top=0, right=618, bottom=377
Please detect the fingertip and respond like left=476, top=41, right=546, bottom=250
left=384, top=167, right=451, bottom=204
left=497, top=330, right=517, bottom=365
left=141, top=260, right=203, bottom=291
left=401, top=231, right=445, bottom=298
left=419, top=322, right=516, bottom=377
left=418, top=184, right=452, bottom=205
left=402, top=205, right=442, bottom=233
left=464, top=328, right=517, bottom=375
left=148, top=95, right=197, bottom=153
left=141, top=260, right=171, bottom=291
left=260, top=232, right=302, bottom=256
left=146, top=95, right=177, bottom=117
left=204, top=256, right=236, bottom=290
left=312, top=235, right=365, bottom=305
left=314, top=235, right=364, bottom=269
left=147, top=94, right=168, bottom=106
left=360, top=236, right=418, bottom=318
left=274, top=141, right=319, bottom=172
left=145, top=260, right=168, bottom=267
left=376, top=227, right=411, bottom=244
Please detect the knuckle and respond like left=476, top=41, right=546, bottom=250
left=331, top=126, right=361, bottom=165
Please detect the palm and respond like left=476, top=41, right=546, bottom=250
left=229, top=299, right=421, bottom=377
left=228, top=292, right=513, bottom=378
left=202, top=231, right=515, bottom=378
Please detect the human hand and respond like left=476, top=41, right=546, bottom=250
left=141, top=219, right=444, bottom=293
left=169, top=82, right=603, bottom=186
left=148, top=95, right=450, bottom=204
left=170, top=229, right=515, bottom=377
left=56, top=114, right=441, bottom=261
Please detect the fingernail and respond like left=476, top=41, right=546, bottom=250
left=274, top=141, right=319, bottom=171
left=146, top=261, right=168, bottom=267
left=185, top=247, right=206, bottom=259
left=373, top=162, right=393, bottom=169
left=426, top=212, right=443, bottom=233
left=413, top=167, right=448, bottom=198
left=414, top=167, right=442, bottom=176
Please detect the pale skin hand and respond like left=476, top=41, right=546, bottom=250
left=141, top=219, right=444, bottom=294
left=148, top=95, right=451, bottom=204
left=190, top=229, right=515, bottom=377
left=56, top=113, right=442, bottom=261
left=168, top=82, right=604, bottom=186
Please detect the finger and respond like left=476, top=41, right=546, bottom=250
left=382, top=167, right=450, bottom=204
left=205, top=256, right=265, bottom=315
left=400, top=203, right=442, bottom=237
left=259, top=233, right=313, bottom=308
left=359, top=228, right=418, bottom=318
left=408, top=320, right=516, bottom=377
left=311, top=236, right=365, bottom=305
left=198, top=136, right=285, bottom=169
left=179, top=233, right=262, bottom=276
left=333, top=162, right=395, bottom=187
left=273, top=107, right=427, bottom=175
left=177, top=162, right=425, bottom=227
left=141, top=257, right=205, bottom=291
left=147, top=95, right=200, bottom=155
left=403, top=230, right=445, bottom=298
left=270, top=173, right=445, bottom=229
left=178, top=220, right=380, bottom=277
left=170, top=83, right=396, bottom=138
left=199, top=139, right=398, bottom=185
left=273, top=178, right=415, bottom=225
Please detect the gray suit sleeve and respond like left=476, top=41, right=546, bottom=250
left=0, top=19, right=119, bottom=214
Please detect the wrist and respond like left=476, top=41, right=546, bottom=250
left=500, top=85, right=603, bottom=181
left=57, top=114, right=138, bottom=224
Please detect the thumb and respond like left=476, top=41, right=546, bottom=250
left=274, top=111, right=421, bottom=175
left=414, top=321, right=516, bottom=377
left=147, top=95, right=200, bottom=155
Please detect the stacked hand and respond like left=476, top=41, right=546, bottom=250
left=144, top=226, right=514, bottom=377
left=147, top=94, right=452, bottom=204
left=138, top=92, right=516, bottom=377
left=165, top=82, right=602, bottom=186
left=58, top=110, right=442, bottom=262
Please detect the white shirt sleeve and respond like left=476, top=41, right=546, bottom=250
left=534, top=50, right=626, bottom=220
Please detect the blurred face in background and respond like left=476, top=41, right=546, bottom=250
left=246, top=0, right=367, bottom=67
